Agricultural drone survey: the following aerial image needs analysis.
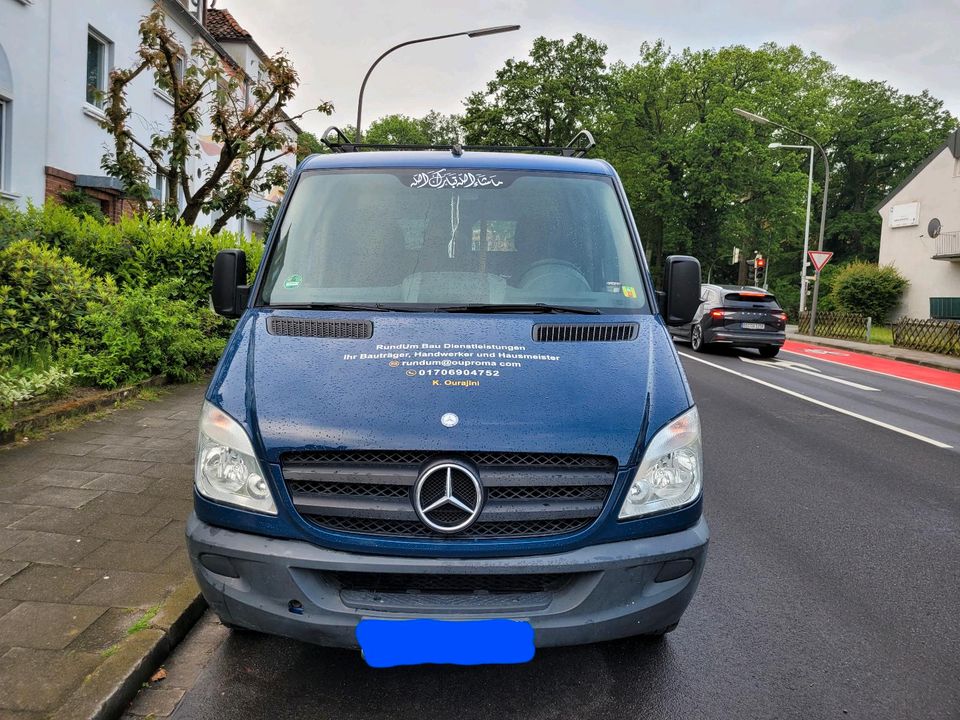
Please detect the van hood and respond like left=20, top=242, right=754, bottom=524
left=209, top=310, right=691, bottom=467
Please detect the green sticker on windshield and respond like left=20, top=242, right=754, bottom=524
left=284, top=274, right=303, bottom=289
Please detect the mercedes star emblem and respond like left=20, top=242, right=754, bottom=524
left=412, top=462, right=483, bottom=533
left=441, top=412, right=459, bottom=428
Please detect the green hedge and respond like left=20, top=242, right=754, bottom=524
left=0, top=202, right=262, bottom=406
left=61, top=279, right=225, bottom=387
left=0, top=203, right=262, bottom=307
left=0, top=239, right=102, bottom=359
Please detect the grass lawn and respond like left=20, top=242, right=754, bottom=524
left=868, top=326, right=894, bottom=345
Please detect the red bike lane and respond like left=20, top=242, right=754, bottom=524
left=781, top=340, right=960, bottom=392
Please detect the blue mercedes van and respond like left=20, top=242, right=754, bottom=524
left=187, top=131, right=708, bottom=662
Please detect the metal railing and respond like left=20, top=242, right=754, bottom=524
left=934, top=231, right=960, bottom=258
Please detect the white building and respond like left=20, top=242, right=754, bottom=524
left=877, top=129, right=960, bottom=320
left=0, top=0, right=299, bottom=237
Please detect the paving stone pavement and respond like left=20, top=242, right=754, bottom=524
left=0, top=381, right=207, bottom=719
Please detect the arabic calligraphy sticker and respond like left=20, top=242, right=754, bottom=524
left=409, top=169, right=504, bottom=190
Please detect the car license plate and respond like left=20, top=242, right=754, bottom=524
left=356, top=618, right=534, bottom=668
left=742, top=322, right=765, bottom=330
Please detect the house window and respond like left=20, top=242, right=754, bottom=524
left=86, top=29, right=111, bottom=108
left=155, top=52, right=185, bottom=102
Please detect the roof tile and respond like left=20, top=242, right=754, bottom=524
left=205, top=8, right=251, bottom=41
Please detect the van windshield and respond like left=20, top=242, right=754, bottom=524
left=260, top=168, right=648, bottom=312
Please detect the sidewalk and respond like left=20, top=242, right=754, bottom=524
left=0, top=381, right=208, bottom=719
left=785, top=327, right=960, bottom=373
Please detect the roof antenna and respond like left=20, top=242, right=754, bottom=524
left=451, top=143, right=464, bottom=157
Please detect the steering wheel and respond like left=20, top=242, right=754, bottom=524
left=518, top=259, right=592, bottom=293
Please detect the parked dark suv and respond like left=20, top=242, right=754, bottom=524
left=671, top=284, right=787, bottom=357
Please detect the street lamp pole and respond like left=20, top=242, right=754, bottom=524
left=734, top=109, right=830, bottom=335
left=355, top=25, right=520, bottom=143
left=769, top=142, right=815, bottom=313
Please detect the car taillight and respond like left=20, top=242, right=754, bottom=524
left=709, top=309, right=726, bottom=319
left=776, top=312, right=787, bottom=322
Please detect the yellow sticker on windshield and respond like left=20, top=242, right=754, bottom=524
left=622, top=286, right=637, bottom=299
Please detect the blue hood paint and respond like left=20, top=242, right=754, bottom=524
left=208, top=310, right=690, bottom=467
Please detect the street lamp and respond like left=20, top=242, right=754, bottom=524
left=769, top=142, right=815, bottom=313
left=355, top=25, right=521, bottom=143
left=734, top=108, right=830, bottom=335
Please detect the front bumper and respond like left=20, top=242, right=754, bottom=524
left=186, top=513, right=709, bottom=648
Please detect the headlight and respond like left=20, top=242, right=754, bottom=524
left=195, top=401, right=276, bottom=515
left=619, top=406, right=702, bottom=519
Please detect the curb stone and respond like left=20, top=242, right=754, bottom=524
left=0, top=376, right=167, bottom=446
left=49, top=577, right=206, bottom=720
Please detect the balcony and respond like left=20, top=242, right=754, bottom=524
left=933, top=231, right=960, bottom=260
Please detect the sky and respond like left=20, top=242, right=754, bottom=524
left=219, top=0, right=960, bottom=137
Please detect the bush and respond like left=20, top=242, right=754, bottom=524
left=58, top=189, right=107, bottom=223
left=0, top=203, right=257, bottom=395
left=0, top=240, right=100, bottom=361
left=0, top=362, right=75, bottom=410
left=62, top=279, right=226, bottom=388
left=830, top=262, right=908, bottom=322
left=0, top=204, right=263, bottom=309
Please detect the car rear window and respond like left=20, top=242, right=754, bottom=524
left=723, top=291, right=780, bottom=307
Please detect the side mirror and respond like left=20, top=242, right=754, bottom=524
left=212, top=249, right=249, bottom=318
left=660, top=255, right=701, bottom=326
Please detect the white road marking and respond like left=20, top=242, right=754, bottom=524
left=680, top=351, right=953, bottom=449
left=738, top=356, right=880, bottom=392
left=781, top=347, right=960, bottom=394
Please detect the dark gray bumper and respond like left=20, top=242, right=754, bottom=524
left=186, top=514, right=708, bottom=649
left=707, top=329, right=785, bottom=347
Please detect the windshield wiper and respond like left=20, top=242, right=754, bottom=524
left=268, top=303, right=423, bottom=312
left=436, top=303, right=601, bottom=315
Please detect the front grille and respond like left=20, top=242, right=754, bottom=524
left=281, top=450, right=617, bottom=540
left=331, top=571, right=569, bottom=594
left=533, top=323, right=639, bottom=342
left=309, top=515, right=592, bottom=538
left=266, top=317, right=373, bottom=339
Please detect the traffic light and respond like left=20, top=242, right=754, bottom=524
left=752, top=254, right=765, bottom=285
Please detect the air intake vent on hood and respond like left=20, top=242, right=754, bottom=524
left=533, top=323, right=638, bottom=342
left=267, top=317, right=373, bottom=339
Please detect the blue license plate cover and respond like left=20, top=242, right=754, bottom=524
left=356, top=618, right=535, bottom=668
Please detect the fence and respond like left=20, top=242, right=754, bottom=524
left=893, top=318, right=960, bottom=356
left=797, top=311, right=868, bottom=341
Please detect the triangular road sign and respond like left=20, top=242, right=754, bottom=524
left=808, top=250, right=833, bottom=272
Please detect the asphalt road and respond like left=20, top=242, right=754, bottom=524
left=167, top=345, right=960, bottom=720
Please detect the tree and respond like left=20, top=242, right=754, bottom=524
left=296, top=131, right=324, bottom=163
left=826, top=79, right=956, bottom=260
left=99, top=6, right=331, bottom=233
left=463, top=34, right=608, bottom=146
left=601, top=42, right=837, bottom=276
left=363, top=112, right=463, bottom=145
